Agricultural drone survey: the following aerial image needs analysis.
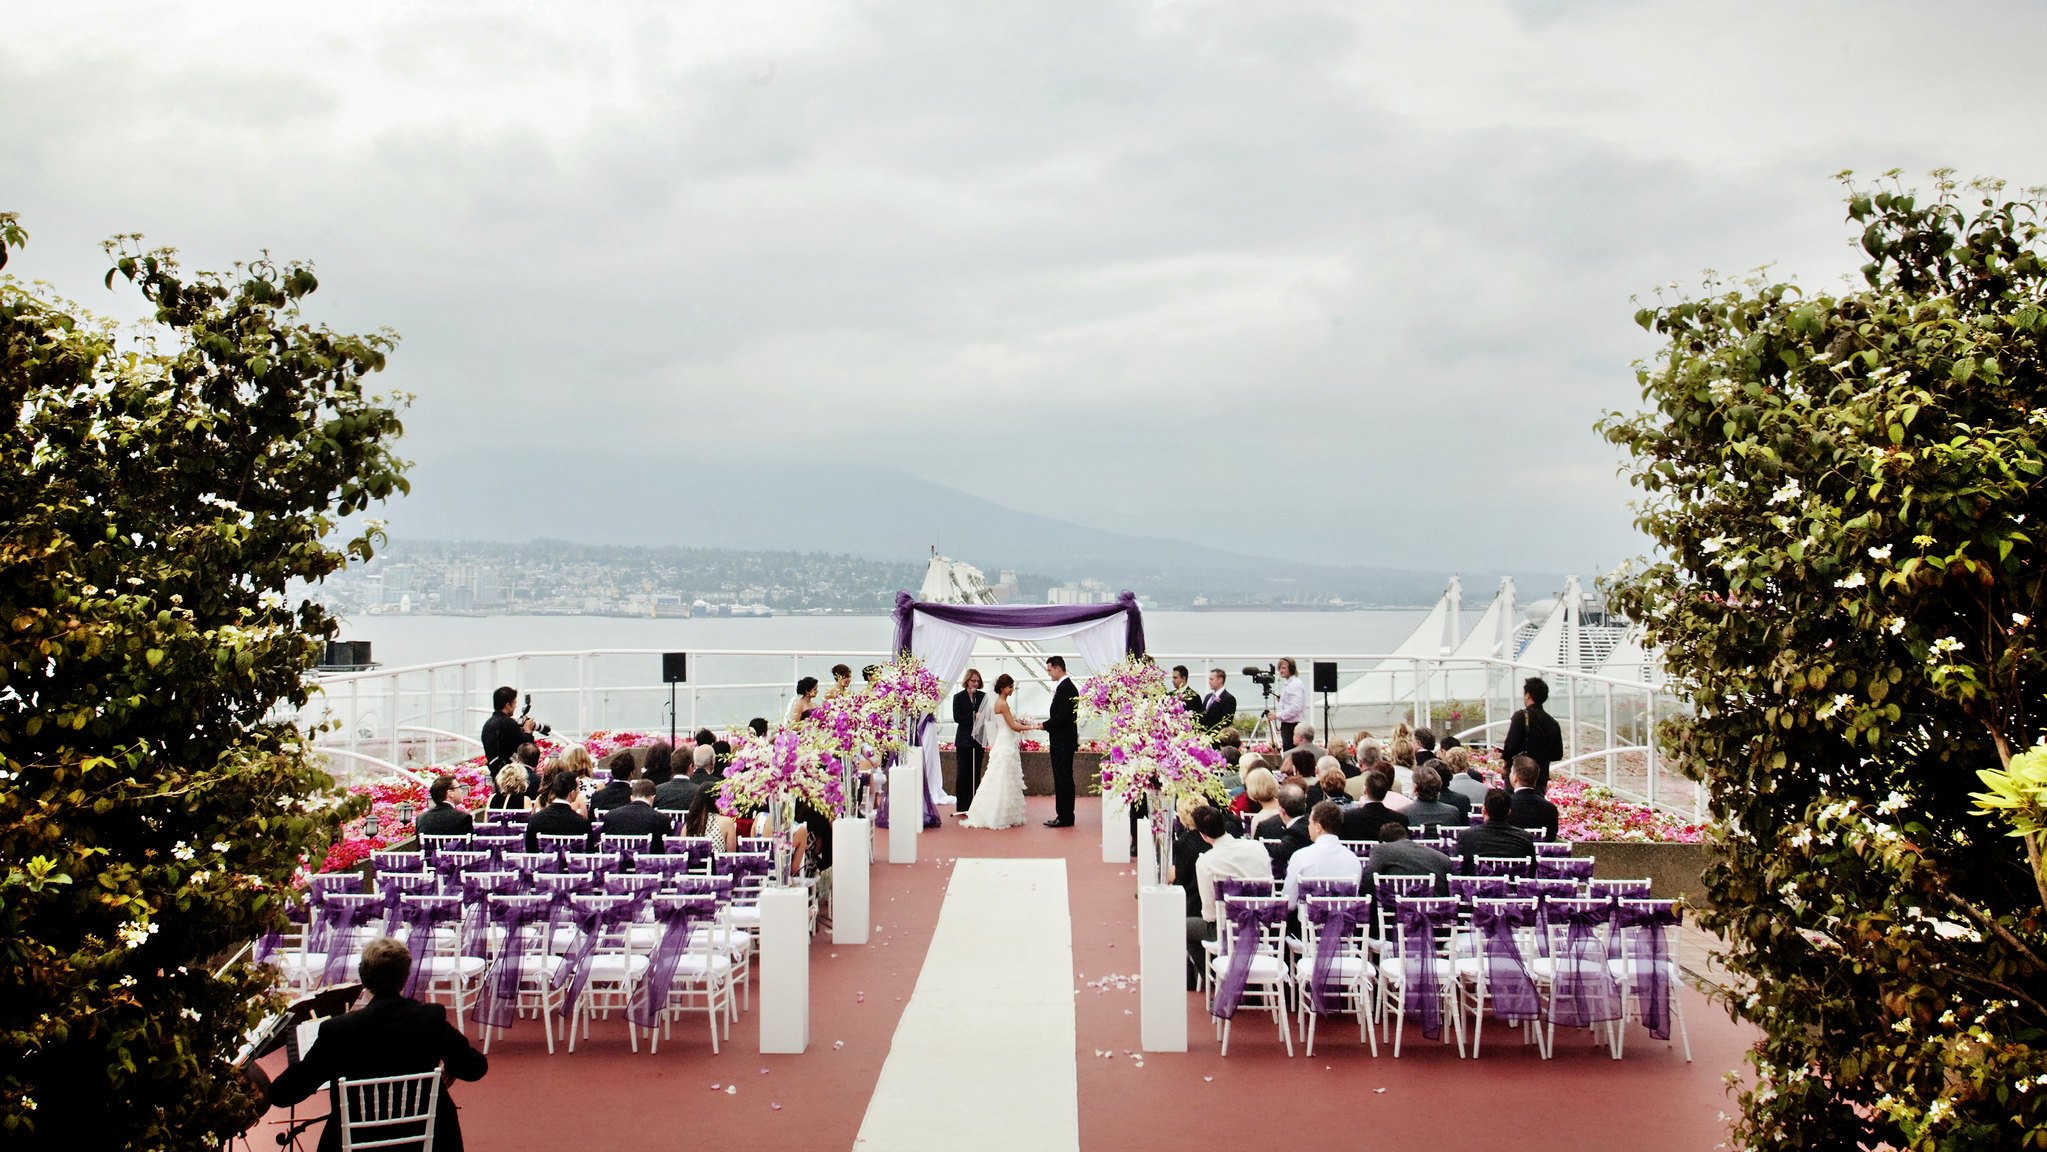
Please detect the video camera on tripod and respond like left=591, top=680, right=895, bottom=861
left=1242, top=663, right=1278, bottom=693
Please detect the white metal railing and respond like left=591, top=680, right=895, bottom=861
left=293, top=648, right=1696, bottom=818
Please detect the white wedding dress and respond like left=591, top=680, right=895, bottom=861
left=962, top=705, right=1028, bottom=829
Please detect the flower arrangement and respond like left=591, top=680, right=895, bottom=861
left=1550, top=778, right=1703, bottom=843
left=1080, top=656, right=1226, bottom=806
left=717, top=727, right=847, bottom=818
left=320, top=760, right=495, bottom=871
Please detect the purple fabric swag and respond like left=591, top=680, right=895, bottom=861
left=629, top=895, right=718, bottom=1028
left=1547, top=901, right=1622, bottom=1028
left=1612, top=901, right=1681, bottom=1040
left=1473, top=900, right=1542, bottom=1023
left=1395, top=898, right=1457, bottom=1041
left=1210, top=898, right=1286, bottom=1021
left=1303, top=897, right=1374, bottom=1016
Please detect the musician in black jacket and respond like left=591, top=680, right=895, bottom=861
left=598, top=779, right=670, bottom=852
left=1043, top=657, right=1081, bottom=827
left=525, top=772, right=593, bottom=852
left=1500, top=676, right=1565, bottom=792
left=266, top=937, right=488, bottom=1152
left=412, top=775, right=474, bottom=839
left=479, top=686, right=536, bottom=770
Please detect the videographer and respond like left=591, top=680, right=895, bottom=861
left=481, top=685, right=546, bottom=770
left=1263, top=658, right=1307, bottom=751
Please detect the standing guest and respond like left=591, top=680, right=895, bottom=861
left=1456, top=789, right=1538, bottom=874
left=526, top=771, right=592, bottom=853
left=1265, top=658, right=1308, bottom=750
left=1170, top=665, right=1203, bottom=715
left=1260, top=783, right=1314, bottom=868
left=1341, top=770, right=1410, bottom=842
left=952, top=669, right=988, bottom=817
left=599, top=779, right=670, bottom=852
left=1239, top=767, right=1285, bottom=833
left=1507, top=756, right=1561, bottom=842
left=1292, top=724, right=1328, bottom=764
left=682, top=783, right=736, bottom=854
left=480, top=685, right=538, bottom=771
left=825, top=664, right=854, bottom=699
left=1312, top=759, right=1351, bottom=807
left=488, top=764, right=531, bottom=811
left=1042, top=656, right=1080, bottom=828
left=1500, top=677, right=1565, bottom=792
left=1185, top=805, right=1275, bottom=987
left=1281, top=801, right=1364, bottom=910
left=264, top=937, right=487, bottom=1152
left=1400, top=765, right=1464, bottom=833
left=655, top=747, right=699, bottom=811
left=640, top=739, right=673, bottom=787
left=589, top=751, right=636, bottom=811
left=515, top=742, right=544, bottom=801
left=788, top=677, right=820, bottom=724
left=1444, top=747, right=1490, bottom=809
left=1360, top=823, right=1453, bottom=895
left=412, top=775, right=474, bottom=838
left=1200, top=669, right=1238, bottom=733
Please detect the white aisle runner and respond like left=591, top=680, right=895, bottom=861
left=854, top=858, right=1078, bottom=1152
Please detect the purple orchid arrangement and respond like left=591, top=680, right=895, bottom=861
left=1080, top=656, right=1226, bottom=806
left=716, top=727, right=848, bottom=818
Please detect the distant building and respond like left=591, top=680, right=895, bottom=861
left=1046, top=578, right=1111, bottom=606
left=991, top=569, right=1019, bottom=603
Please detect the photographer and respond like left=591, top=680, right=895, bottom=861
left=1262, top=658, right=1307, bottom=751
left=481, top=686, right=547, bottom=770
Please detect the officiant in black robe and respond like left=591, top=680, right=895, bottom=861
left=952, top=671, right=987, bottom=816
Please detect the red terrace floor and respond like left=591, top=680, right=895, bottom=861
left=251, top=797, right=1754, bottom=1152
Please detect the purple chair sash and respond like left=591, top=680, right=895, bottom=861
left=674, top=875, right=735, bottom=904
left=1448, top=877, right=1510, bottom=906
left=634, top=855, right=696, bottom=887
left=713, top=852, right=773, bottom=894
left=1472, top=857, right=1532, bottom=879
left=604, top=874, right=664, bottom=918
left=1394, top=898, right=1457, bottom=1041
left=1303, top=897, right=1374, bottom=1016
left=397, top=897, right=465, bottom=999
left=319, top=896, right=383, bottom=984
left=301, top=875, right=364, bottom=953
left=1612, top=901, right=1681, bottom=1040
left=1473, top=901, right=1541, bottom=1023
left=1536, top=857, right=1596, bottom=882
left=1210, top=898, right=1286, bottom=1021
left=1548, top=902, right=1622, bottom=1028
left=473, top=898, right=551, bottom=1030
left=1297, top=877, right=1361, bottom=904
left=1211, top=876, right=1274, bottom=906
left=550, top=896, right=640, bottom=1017
left=377, top=872, right=438, bottom=932
left=629, top=895, right=719, bottom=1028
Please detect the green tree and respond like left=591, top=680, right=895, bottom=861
left=1601, top=172, right=2047, bottom=1149
left=0, top=216, right=407, bottom=1148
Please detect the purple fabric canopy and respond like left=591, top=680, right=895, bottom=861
left=889, top=590, right=1147, bottom=659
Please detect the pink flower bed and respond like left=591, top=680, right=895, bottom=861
left=1549, top=778, right=1703, bottom=843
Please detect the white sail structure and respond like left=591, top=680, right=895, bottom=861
left=1334, top=576, right=1468, bottom=708
left=915, top=554, right=1056, bottom=717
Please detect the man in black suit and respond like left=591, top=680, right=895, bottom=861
left=515, top=742, right=543, bottom=801
left=588, top=751, right=636, bottom=812
left=952, top=669, right=987, bottom=816
left=1456, top=788, right=1538, bottom=873
left=411, top=775, right=473, bottom=839
left=1506, top=756, right=1560, bottom=842
left=599, top=779, right=670, bottom=852
left=265, top=937, right=488, bottom=1152
left=479, top=685, right=536, bottom=771
left=1199, top=669, right=1237, bottom=734
left=526, top=772, right=593, bottom=852
left=1258, top=783, right=1314, bottom=868
left=1042, top=656, right=1080, bottom=827
left=1340, top=769, right=1410, bottom=842
left=1500, top=677, right=1565, bottom=792
left=1360, top=822, right=1453, bottom=895
left=1170, top=665, right=1203, bottom=715
left=655, top=747, right=700, bottom=811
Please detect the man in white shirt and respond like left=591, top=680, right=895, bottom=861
left=1266, top=658, right=1308, bottom=750
left=1186, top=805, right=1275, bottom=986
left=1281, top=801, right=1364, bottom=909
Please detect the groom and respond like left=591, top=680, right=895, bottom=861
left=1043, top=656, right=1080, bottom=828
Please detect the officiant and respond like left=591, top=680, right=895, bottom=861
left=952, top=669, right=989, bottom=816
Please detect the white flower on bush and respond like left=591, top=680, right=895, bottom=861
left=1886, top=617, right=1906, bottom=635
left=2015, top=613, right=2032, bottom=628
left=1929, top=636, right=1963, bottom=658
left=1867, top=544, right=1891, bottom=561
left=1769, top=479, right=1802, bottom=505
left=1836, top=572, right=1867, bottom=589
left=1700, top=535, right=1728, bottom=554
left=211, top=841, right=229, bottom=853
left=1876, top=791, right=1907, bottom=815
left=116, top=922, right=159, bottom=949
left=171, top=842, right=194, bottom=861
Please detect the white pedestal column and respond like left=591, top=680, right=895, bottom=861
left=758, top=885, right=810, bottom=1054
left=832, top=816, right=870, bottom=945
left=1138, top=884, right=1188, bottom=1052
left=1135, top=816, right=1160, bottom=886
left=1101, top=797, right=1129, bottom=863
left=889, top=746, right=921, bottom=864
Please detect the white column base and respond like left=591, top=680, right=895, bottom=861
left=889, top=746, right=921, bottom=864
left=758, top=886, right=810, bottom=1054
left=1138, top=884, right=1188, bottom=1052
left=832, top=816, right=871, bottom=945
left=1101, top=797, right=1129, bottom=863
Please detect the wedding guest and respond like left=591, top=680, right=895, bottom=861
left=1444, top=747, right=1490, bottom=808
left=748, top=717, right=769, bottom=739
left=1281, top=748, right=1314, bottom=783
left=1341, top=770, right=1410, bottom=842
left=1281, top=801, right=1363, bottom=910
left=1168, top=794, right=1210, bottom=917
left=1501, top=677, right=1565, bottom=791
left=488, top=764, right=530, bottom=811
left=555, top=745, right=597, bottom=794
left=1292, top=724, right=1327, bottom=764
left=590, top=751, right=636, bottom=811
left=1239, top=768, right=1284, bottom=833
left=1185, top=805, right=1273, bottom=986
left=640, top=739, right=674, bottom=787
left=693, top=727, right=717, bottom=749
left=1265, top=658, right=1308, bottom=749
left=825, top=664, right=854, bottom=698
left=1361, top=822, right=1453, bottom=895
left=655, top=748, right=699, bottom=811
left=265, top=937, right=488, bottom=1152
left=413, top=775, right=474, bottom=839
left=526, top=771, right=592, bottom=852
left=1199, top=670, right=1237, bottom=735
left=1507, top=756, right=1560, bottom=842
left=1312, top=759, right=1350, bottom=807
left=1347, top=737, right=1383, bottom=799
left=1456, top=789, right=1538, bottom=874
left=686, top=743, right=717, bottom=784
left=1412, top=726, right=1441, bottom=766
left=1400, top=765, right=1463, bottom=832
left=1384, top=739, right=1417, bottom=810
left=515, top=742, right=544, bottom=801
left=1261, top=783, right=1314, bottom=868
left=1214, top=726, right=1244, bottom=760
left=789, top=676, right=820, bottom=724
left=600, top=779, right=670, bottom=852
left=683, top=783, right=737, bottom=854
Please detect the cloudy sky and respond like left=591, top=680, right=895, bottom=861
left=6, top=0, right=2044, bottom=573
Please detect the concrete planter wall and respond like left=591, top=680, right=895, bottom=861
left=1573, top=840, right=1712, bottom=906
left=941, top=750, right=1105, bottom=797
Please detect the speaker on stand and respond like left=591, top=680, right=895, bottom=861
left=662, top=653, right=689, bottom=747
left=1312, top=661, right=1338, bottom=744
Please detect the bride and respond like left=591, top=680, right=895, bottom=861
left=961, top=673, right=1035, bottom=829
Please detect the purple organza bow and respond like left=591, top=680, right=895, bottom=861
left=1210, top=898, right=1286, bottom=1021
left=1449, top=877, right=1510, bottom=906
left=397, top=897, right=463, bottom=999
left=377, top=872, right=438, bottom=933
left=713, top=852, right=773, bottom=892
left=1394, top=899, right=1454, bottom=1041
left=629, top=895, right=718, bottom=1028
left=1547, top=902, right=1622, bottom=1028
left=1611, top=901, right=1681, bottom=1039
left=1212, top=876, right=1274, bottom=905
left=319, top=897, right=381, bottom=985
left=634, top=855, right=694, bottom=887
left=1298, top=877, right=1361, bottom=904
left=1472, top=901, right=1541, bottom=1023
left=674, top=875, right=735, bottom=904
left=472, top=899, right=550, bottom=1030
left=604, top=874, right=663, bottom=918
left=1303, top=898, right=1374, bottom=1016
left=549, top=897, right=638, bottom=1018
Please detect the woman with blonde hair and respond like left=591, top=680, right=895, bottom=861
left=488, top=763, right=530, bottom=811
left=1240, top=767, right=1286, bottom=837
left=1385, top=737, right=1418, bottom=810
left=1169, top=792, right=1210, bottom=914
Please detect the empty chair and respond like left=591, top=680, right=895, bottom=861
left=375, top=872, right=439, bottom=931
left=1531, top=897, right=1624, bottom=1059
left=1610, top=899, right=1691, bottom=1061
left=1472, top=856, right=1534, bottom=880
left=1338, top=839, right=1374, bottom=861
left=1457, top=897, right=1544, bottom=1058
left=1376, top=894, right=1465, bottom=1057
left=635, top=894, right=735, bottom=1054
left=600, top=833, right=654, bottom=856
left=499, top=852, right=557, bottom=879
left=535, top=833, right=588, bottom=857
left=473, top=894, right=565, bottom=1055
left=1446, top=877, right=1510, bottom=907
left=1297, top=895, right=1377, bottom=1057
left=1587, top=878, right=1654, bottom=901
left=1208, top=895, right=1293, bottom=1057
left=316, top=894, right=388, bottom=986
left=396, top=895, right=486, bottom=1033
left=1536, top=857, right=1597, bottom=883
left=419, top=834, right=470, bottom=860
left=555, top=894, right=651, bottom=1052
left=1535, top=841, right=1574, bottom=857
left=372, top=851, right=424, bottom=874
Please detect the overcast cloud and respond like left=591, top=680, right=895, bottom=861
left=6, top=0, right=2045, bottom=573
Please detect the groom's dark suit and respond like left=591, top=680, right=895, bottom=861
left=1044, top=675, right=1081, bottom=826
left=952, top=687, right=986, bottom=814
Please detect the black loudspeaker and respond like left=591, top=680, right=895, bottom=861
left=661, top=652, right=689, bottom=684
left=1312, top=661, right=1339, bottom=694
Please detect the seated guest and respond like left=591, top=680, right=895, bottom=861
left=515, top=741, right=544, bottom=801
left=1346, top=737, right=1383, bottom=798
left=693, top=727, right=717, bottom=749
left=1281, top=801, right=1363, bottom=909
left=1401, top=766, right=1464, bottom=833
left=1412, top=726, right=1441, bottom=766
left=1507, top=756, right=1560, bottom=842
left=1185, top=805, right=1276, bottom=988
left=1385, top=738, right=1418, bottom=807
left=412, top=774, right=475, bottom=838
left=655, top=747, right=699, bottom=811
left=599, top=779, right=670, bottom=852
left=1360, top=822, right=1453, bottom=895
left=748, top=717, right=770, bottom=739
left=1169, top=795, right=1211, bottom=917
left=1312, top=759, right=1351, bottom=807
left=1457, top=789, right=1538, bottom=874
left=265, top=937, right=487, bottom=1152
left=1292, top=724, right=1328, bottom=764
left=526, top=771, right=593, bottom=852
left=1340, top=769, right=1410, bottom=842
left=1260, top=783, right=1314, bottom=868
left=589, top=751, right=636, bottom=811
left=1286, top=747, right=1318, bottom=782
left=552, top=745, right=598, bottom=804
left=1213, top=726, right=1244, bottom=760
left=1238, top=767, right=1284, bottom=831
left=487, top=764, right=530, bottom=811
left=712, top=737, right=733, bottom=770
left=682, top=783, right=737, bottom=854
left=687, top=743, right=718, bottom=784
left=1443, top=746, right=1490, bottom=808
left=640, top=739, right=673, bottom=786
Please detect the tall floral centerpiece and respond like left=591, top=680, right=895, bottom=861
left=715, top=727, right=847, bottom=829
left=1081, top=657, right=1229, bottom=868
